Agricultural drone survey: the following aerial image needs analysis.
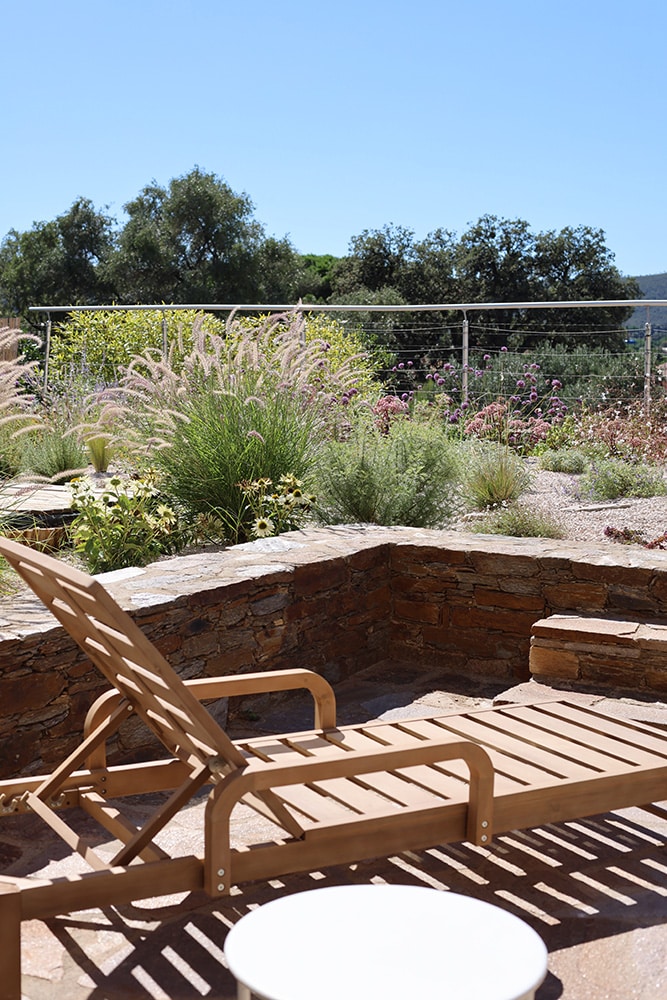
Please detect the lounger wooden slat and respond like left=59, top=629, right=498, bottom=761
left=331, top=723, right=525, bottom=796
left=245, top=733, right=448, bottom=815
left=439, top=708, right=637, bottom=774
left=392, top=716, right=589, bottom=785
left=404, top=713, right=624, bottom=779
left=525, top=701, right=667, bottom=758
left=323, top=726, right=472, bottom=801
left=240, top=739, right=374, bottom=822
left=501, top=703, right=667, bottom=768
left=293, top=736, right=452, bottom=811
left=0, top=536, right=664, bottom=1000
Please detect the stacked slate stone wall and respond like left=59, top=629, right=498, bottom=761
left=1, top=527, right=666, bottom=777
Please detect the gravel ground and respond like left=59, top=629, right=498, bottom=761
left=455, top=460, right=667, bottom=547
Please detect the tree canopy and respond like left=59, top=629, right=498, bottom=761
left=0, top=170, right=640, bottom=356
left=0, top=168, right=302, bottom=318
left=106, top=167, right=301, bottom=304
left=0, top=197, right=114, bottom=316
left=328, top=216, right=640, bottom=351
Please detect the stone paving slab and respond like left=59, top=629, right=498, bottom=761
left=3, top=672, right=666, bottom=1000
left=0, top=482, right=74, bottom=513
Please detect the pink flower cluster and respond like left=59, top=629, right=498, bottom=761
left=372, top=394, right=410, bottom=434
left=463, top=401, right=553, bottom=448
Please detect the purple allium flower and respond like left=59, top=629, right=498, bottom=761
left=483, top=354, right=491, bottom=361
left=501, top=346, right=508, bottom=352
left=516, top=379, right=525, bottom=388
left=529, top=391, right=538, bottom=402
left=407, top=361, right=413, bottom=367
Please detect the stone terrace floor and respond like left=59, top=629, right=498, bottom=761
left=2, top=664, right=666, bottom=1000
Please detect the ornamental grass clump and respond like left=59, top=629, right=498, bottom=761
left=538, top=448, right=587, bottom=475
left=0, top=326, right=43, bottom=476
left=460, top=443, right=530, bottom=510
left=471, top=502, right=564, bottom=539
left=313, top=422, right=459, bottom=527
left=20, top=416, right=88, bottom=483
left=17, top=379, right=92, bottom=483
left=111, top=312, right=367, bottom=542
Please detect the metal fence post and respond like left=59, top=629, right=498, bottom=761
left=462, top=312, right=469, bottom=404
left=43, top=315, right=51, bottom=392
left=644, top=321, right=652, bottom=415
left=162, top=312, right=168, bottom=361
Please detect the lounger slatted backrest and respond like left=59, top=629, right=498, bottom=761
left=0, top=537, right=246, bottom=772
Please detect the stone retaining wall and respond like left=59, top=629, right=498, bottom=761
left=2, top=526, right=667, bottom=777
left=530, top=614, right=667, bottom=692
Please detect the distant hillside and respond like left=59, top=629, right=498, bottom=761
left=628, top=273, right=667, bottom=332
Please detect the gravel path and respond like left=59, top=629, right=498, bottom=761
left=461, top=463, right=667, bottom=547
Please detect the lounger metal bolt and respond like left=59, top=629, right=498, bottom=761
left=218, top=883, right=225, bottom=891
left=217, top=869, right=225, bottom=876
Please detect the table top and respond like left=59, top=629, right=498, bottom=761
left=224, top=884, right=548, bottom=1000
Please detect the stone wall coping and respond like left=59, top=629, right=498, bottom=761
left=2, top=525, right=667, bottom=640
left=532, top=614, right=667, bottom=646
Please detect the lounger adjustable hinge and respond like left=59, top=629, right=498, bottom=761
left=0, top=792, right=31, bottom=815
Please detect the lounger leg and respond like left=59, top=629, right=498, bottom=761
left=0, top=883, right=21, bottom=1000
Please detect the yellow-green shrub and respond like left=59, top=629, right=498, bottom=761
left=48, top=309, right=227, bottom=385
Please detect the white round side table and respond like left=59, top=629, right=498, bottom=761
left=224, top=884, right=548, bottom=1000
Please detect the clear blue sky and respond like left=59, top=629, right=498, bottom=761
left=3, top=0, right=665, bottom=278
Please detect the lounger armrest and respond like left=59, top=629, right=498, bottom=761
left=184, top=669, right=337, bottom=729
left=211, top=737, right=494, bottom=848
left=82, top=669, right=337, bottom=770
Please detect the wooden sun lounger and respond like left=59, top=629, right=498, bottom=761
left=0, top=537, right=665, bottom=998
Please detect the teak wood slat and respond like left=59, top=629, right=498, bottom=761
left=329, top=723, right=522, bottom=797
left=0, top=537, right=665, bottom=1000
left=392, top=716, right=580, bottom=787
left=406, top=713, right=617, bottom=780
